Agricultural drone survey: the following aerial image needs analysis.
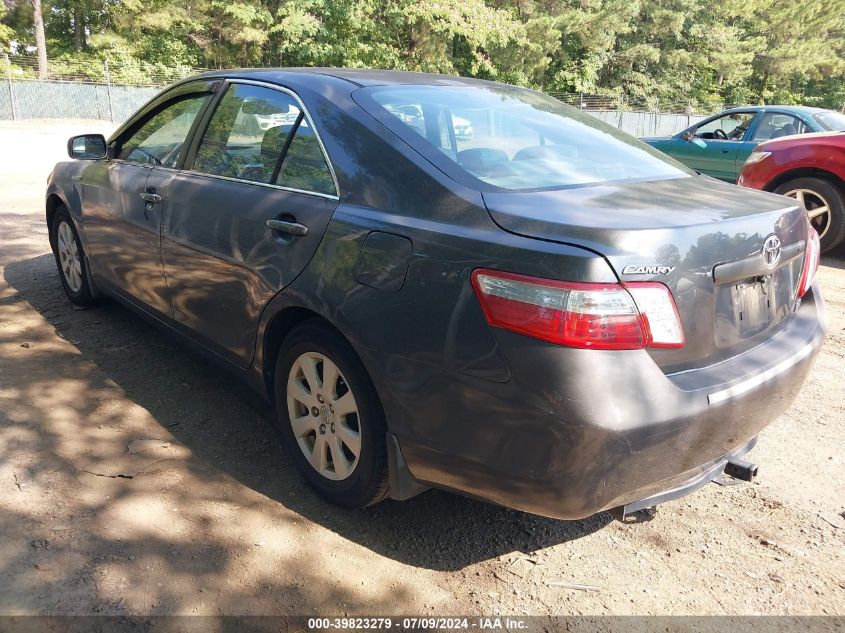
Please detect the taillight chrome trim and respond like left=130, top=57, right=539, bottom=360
left=798, top=227, right=820, bottom=298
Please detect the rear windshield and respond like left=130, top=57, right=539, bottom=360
left=812, top=111, right=845, bottom=131
left=358, top=85, right=689, bottom=190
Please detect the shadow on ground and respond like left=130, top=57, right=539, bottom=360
left=2, top=253, right=608, bottom=585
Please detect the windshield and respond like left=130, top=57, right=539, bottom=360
left=812, top=110, right=845, bottom=131
left=359, top=85, right=690, bottom=190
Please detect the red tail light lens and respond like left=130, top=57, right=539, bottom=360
left=798, top=227, right=820, bottom=298
left=471, top=269, right=684, bottom=350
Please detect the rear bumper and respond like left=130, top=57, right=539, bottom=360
left=393, top=284, right=826, bottom=520
left=610, top=436, right=757, bottom=519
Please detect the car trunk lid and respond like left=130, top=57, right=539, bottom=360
left=482, top=175, right=808, bottom=372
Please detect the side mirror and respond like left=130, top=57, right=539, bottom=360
left=68, top=134, right=108, bottom=160
left=682, top=130, right=695, bottom=141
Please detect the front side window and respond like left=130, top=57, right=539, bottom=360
left=694, top=112, right=756, bottom=141
left=193, top=83, right=301, bottom=184
left=751, top=113, right=808, bottom=141
left=118, top=94, right=209, bottom=167
left=359, top=85, right=689, bottom=191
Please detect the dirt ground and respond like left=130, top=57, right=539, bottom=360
left=0, top=120, right=843, bottom=618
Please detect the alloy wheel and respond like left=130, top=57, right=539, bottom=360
left=784, top=188, right=832, bottom=239
left=286, top=352, right=361, bottom=481
left=57, top=220, right=83, bottom=293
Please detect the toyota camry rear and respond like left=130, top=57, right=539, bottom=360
left=47, top=70, right=826, bottom=520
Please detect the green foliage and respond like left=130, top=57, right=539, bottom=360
left=0, top=3, right=14, bottom=54
left=1, top=0, right=843, bottom=108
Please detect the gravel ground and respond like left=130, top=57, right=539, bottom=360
left=0, top=120, right=843, bottom=618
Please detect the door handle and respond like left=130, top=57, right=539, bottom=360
left=140, top=192, right=162, bottom=203
left=266, top=218, right=309, bottom=237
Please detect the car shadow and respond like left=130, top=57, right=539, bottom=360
left=3, top=254, right=611, bottom=573
left=821, top=249, right=845, bottom=271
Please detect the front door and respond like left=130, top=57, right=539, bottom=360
left=81, top=90, right=212, bottom=315
left=158, top=81, right=339, bottom=367
left=675, top=111, right=758, bottom=182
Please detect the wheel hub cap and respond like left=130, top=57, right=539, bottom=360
left=286, top=352, right=361, bottom=481
left=56, top=220, right=82, bottom=293
left=319, top=405, right=333, bottom=425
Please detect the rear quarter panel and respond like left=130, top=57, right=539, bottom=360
left=741, top=139, right=845, bottom=190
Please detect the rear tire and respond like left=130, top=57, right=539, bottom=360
left=774, top=177, right=845, bottom=253
left=274, top=320, right=389, bottom=508
left=50, top=206, right=97, bottom=306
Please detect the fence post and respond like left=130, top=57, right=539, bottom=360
left=104, top=59, right=115, bottom=123
left=4, top=54, right=15, bottom=121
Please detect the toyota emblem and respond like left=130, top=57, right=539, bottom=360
left=762, top=235, right=782, bottom=268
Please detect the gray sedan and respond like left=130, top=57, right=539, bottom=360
left=46, top=69, right=825, bottom=520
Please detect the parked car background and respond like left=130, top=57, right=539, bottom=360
left=739, top=131, right=845, bottom=253
left=643, top=106, right=845, bottom=183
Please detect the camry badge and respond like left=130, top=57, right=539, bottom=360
left=762, top=235, right=782, bottom=268
left=621, top=265, right=676, bottom=275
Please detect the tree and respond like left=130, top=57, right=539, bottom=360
left=29, top=0, right=46, bottom=76
left=0, top=0, right=842, bottom=108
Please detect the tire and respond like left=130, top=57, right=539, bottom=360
left=274, top=320, right=389, bottom=508
left=50, top=206, right=97, bottom=306
left=774, top=177, right=845, bottom=253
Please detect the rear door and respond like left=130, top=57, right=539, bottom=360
left=81, top=84, right=213, bottom=315
left=156, top=80, right=339, bottom=366
left=672, top=111, right=758, bottom=181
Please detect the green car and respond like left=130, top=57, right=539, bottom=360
left=643, top=106, right=845, bottom=182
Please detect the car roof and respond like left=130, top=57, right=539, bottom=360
left=193, top=67, right=503, bottom=89
left=721, top=105, right=827, bottom=115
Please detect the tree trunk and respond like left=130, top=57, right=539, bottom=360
left=31, top=0, right=47, bottom=78
left=73, top=5, right=84, bottom=52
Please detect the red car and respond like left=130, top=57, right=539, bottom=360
left=739, top=131, right=845, bottom=252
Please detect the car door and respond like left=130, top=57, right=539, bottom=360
left=80, top=84, right=214, bottom=315
left=156, top=80, right=339, bottom=367
left=670, top=111, right=758, bottom=182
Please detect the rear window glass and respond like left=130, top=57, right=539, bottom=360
left=359, top=85, right=689, bottom=190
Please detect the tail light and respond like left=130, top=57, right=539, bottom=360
left=471, top=269, right=684, bottom=350
left=797, top=227, right=820, bottom=298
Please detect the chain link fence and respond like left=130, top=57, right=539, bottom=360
left=1, top=54, right=207, bottom=122
left=2, top=54, right=722, bottom=136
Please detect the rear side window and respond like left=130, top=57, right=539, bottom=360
left=751, top=113, right=808, bottom=141
left=358, top=85, right=688, bottom=191
left=192, top=82, right=336, bottom=196
left=118, top=94, right=209, bottom=167
left=275, top=119, right=336, bottom=196
left=193, top=83, right=300, bottom=184
left=812, top=110, right=845, bottom=131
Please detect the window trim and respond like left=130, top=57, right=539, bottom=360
left=183, top=78, right=340, bottom=200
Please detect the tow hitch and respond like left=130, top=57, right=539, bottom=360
left=611, top=439, right=759, bottom=521
left=724, top=457, right=759, bottom=482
